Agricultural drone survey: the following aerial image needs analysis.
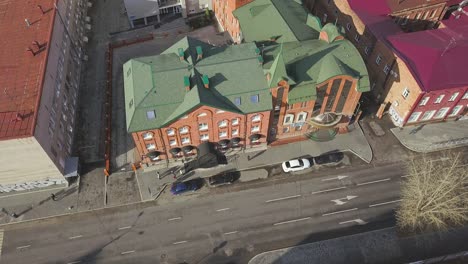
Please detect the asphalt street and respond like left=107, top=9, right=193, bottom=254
left=0, top=161, right=409, bottom=264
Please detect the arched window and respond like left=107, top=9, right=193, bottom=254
left=218, top=120, right=228, bottom=127
left=252, top=114, right=261, bottom=122
left=179, top=126, right=189, bottom=134
left=166, top=128, right=175, bottom=136
left=142, top=132, right=153, bottom=140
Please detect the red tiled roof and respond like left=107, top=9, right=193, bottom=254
left=0, top=0, right=56, bottom=140
left=387, top=24, right=468, bottom=91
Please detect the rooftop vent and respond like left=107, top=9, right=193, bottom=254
left=202, top=75, right=209, bottom=89
left=178, top=48, right=184, bottom=61
left=196, top=46, right=203, bottom=60
left=184, top=76, right=190, bottom=91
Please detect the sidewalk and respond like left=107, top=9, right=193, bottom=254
left=135, top=123, right=372, bottom=201
left=248, top=226, right=468, bottom=264
left=391, top=119, right=468, bottom=153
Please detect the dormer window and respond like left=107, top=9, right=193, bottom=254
left=146, top=110, right=156, bottom=120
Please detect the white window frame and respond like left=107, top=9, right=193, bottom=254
left=434, top=94, right=445, bottom=104
left=199, top=123, right=208, bottom=131
left=142, top=132, right=153, bottom=140
left=421, top=110, right=436, bottom=121
left=146, top=143, right=156, bottom=150
left=283, top=114, right=294, bottom=125
left=200, top=134, right=209, bottom=141
left=296, top=112, right=307, bottom=122
left=169, top=139, right=177, bottom=146
left=179, top=126, right=189, bottom=134
left=218, top=120, right=228, bottom=127
left=402, top=88, right=410, bottom=99
left=449, top=105, right=463, bottom=116
left=232, top=118, right=239, bottom=126
left=375, top=55, right=382, bottom=65
left=383, top=64, right=390, bottom=75
left=251, top=125, right=260, bottom=132
left=219, top=131, right=227, bottom=138
left=449, top=92, right=459, bottom=102
left=232, top=129, right=239, bottom=136
left=364, top=46, right=370, bottom=55
left=407, top=112, right=422, bottom=123
left=419, top=96, right=430, bottom=106
left=462, top=92, right=468, bottom=99
left=252, top=114, right=261, bottom=122
left=166, top=128, right=175, bottom=136
left=434, top=107, right=450, bottom=119
left=181, top=137, right=190, bottom=144
left=354, top=34, right=360, bottom=42
left=346, top=23, right=351, bottom=31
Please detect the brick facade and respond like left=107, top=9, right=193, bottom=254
left=133, top=105, right=270, bottom=163
left=213, top=0, right=252, bottom=42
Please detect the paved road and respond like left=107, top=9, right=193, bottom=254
left=1, top=162, right=406, bottom=264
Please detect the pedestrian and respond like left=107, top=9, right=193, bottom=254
left=11, top=213, right=18, bottom=218
left=156, top=171, right=161, bottom=180
left=51, top=193, right=56, bottom=201
left=173, top=171, right=177, bottom=180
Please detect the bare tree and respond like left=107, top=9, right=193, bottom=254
left=397, top=151, right=468, bottom=232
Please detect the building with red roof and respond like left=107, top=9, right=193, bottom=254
left=0, top=0, right=90, bottom=193
left=305, top=0, right=468, bottom=127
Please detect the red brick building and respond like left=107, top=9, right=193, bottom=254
left=212, top=0, right=252, bottom=42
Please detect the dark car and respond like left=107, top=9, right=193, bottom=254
left=313, top=152, right=344, bottom=165
left=207, top=172, right=239, bottom=187
left=170, top=179, right=202, bottom=195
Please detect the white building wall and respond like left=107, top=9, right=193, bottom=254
left=0, top=137, right=65, bottom=193
left=124, top=0, right=160, bottom=20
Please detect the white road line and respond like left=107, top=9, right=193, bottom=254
left=401, top=174, right=409, bottom=178
left=311, top=186, right=346, bottom=194
left=173, top=240, right=188, bottom=245
left=67, top=261, right=81, bottom=264
left=369, top=199, right=402, bottom=207
left=273, top=217, right=311, bottom=226
left=118, top=226, right=132, bottom=230
left=339, top=219, right=368, bottom=225
left=120, top=250, right=135, bottom=255
left=68, top=235, right=83, bottom=240
left=224, top=231, right=238, bottom=235
left=322, top=208, right=358, bottom=216
left=216, top=208, right=230, bottom=212
left=16, top=245, right=31, bottom=250
left=265, top=194, right=301, bottom=203
left=356, top=178, right=391, bottom=186
left=168, top=217, right=182, bottom=221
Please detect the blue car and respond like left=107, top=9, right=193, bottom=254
left=170, top=179, right=201, bottom=195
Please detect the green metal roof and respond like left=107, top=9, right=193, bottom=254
left=233, top=0, right=320, bottom=43
left=262, top=36, right=370, bottom=103
left=124, top=37, right=272, bottom=133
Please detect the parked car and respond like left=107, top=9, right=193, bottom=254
left=170, top=179, right=202, bottom=195
left=313, top=152, right=344, bottom=165
left=282, top=158, right=312, bottom=173
left=206, top=171, right=239, bottom=187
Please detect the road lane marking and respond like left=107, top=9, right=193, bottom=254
left=118, top=226, right=132, bottom=230
left=173, top=240, right=188, bottom=245
left=68, top=235, right=83, bottom=240
left=224, top=231, right=238, bottom=235
left=16, top=245, right=31, bottom=250
left=322, top=175, right=348, bottom=181
left=311, top=186, right=346, bottom=194
left=339, top=219, right=368, bottom=225
left=322, top=208, right=358, bottom=216
left=216, top=208, right=230, bottom=212
left=356, top=178, right=391, bottom=186
left=67, top=261, right=81, bottom=264
left=401, top=174, right=409, bottom=178
left=120, top=250, right=135, bottom=255
left=369, top=199, right=402, bottom=207
left=331, top=195, right=358, bottom=205
left=265, top=194, right=301, bottom=203
left=273, top=217, right=311, bottom=226
left=168, top=217, right=182, bottom=221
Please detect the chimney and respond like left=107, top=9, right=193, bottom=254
left=178, top=48, right=185, bottom=61
left=202, top=75, right=209, bottom=89
left=196, top=46, right=203, bottom=60
left=257, top=55, right=264, bottom=65
left=25, top=18, right=31, bottom=27
left=184, top=76, right=190, bottom=91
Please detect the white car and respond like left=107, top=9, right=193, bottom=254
left=282, top=158, right=311, bottom=172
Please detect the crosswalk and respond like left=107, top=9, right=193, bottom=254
left=0, top=229, right=3, bottom=259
